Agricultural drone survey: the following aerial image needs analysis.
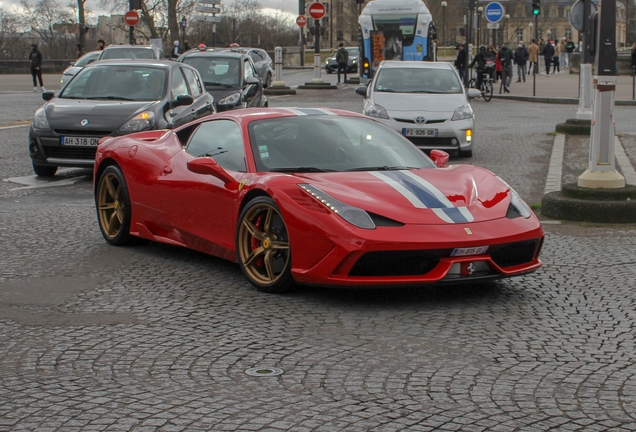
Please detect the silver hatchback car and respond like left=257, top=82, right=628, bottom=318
left=356, top=61, right=480, bottom=158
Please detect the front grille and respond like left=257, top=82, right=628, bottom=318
left=490, top=240, right=539, bottom=268
left=407, top=137, right=457, bottom=147
left=349, top=250, right=441, bottom=277
left=394, top=118, right=447, bottom=125
left=43, top=146, right=97, bottom=160
left=54, top=129, right=113, bottom=136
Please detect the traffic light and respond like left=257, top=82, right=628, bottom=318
left=532, top=0, right=540, bottom=16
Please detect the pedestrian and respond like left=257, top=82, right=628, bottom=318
left=335, top=42, right=349, bottom=85
left=558, top=37, right=567, bottom=68
left=552, top=41, right=560, bottom=74
left=28, top=43, right=45, bottom=92
left=498, top=42, right=514, bottom=93
left=454, top=43, right=467, bottom=84
left=542, top=39, right=554, bottom=76
left=514, top=40, right=529, bottom=82
left=565, top=37, right=576, bottom=67
left=631, top=42, right=636, bottom=76
left=468, top=45, right=489, bottom=92
left=488, top=45, right=499, bottom=82
left=171, top=41, right=180, bottom=60
left=97, top=39, right=105, bottom=50
left=538, top=38, right=545, bottom=73
left=528, top=39, right=539, bottom=75
left=76, top=44, right=83, bottom=59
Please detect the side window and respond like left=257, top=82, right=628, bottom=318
left=171, top=68, right=191, bottom=99
left=185, top=120, right=246, bottom=172
left=244, top=59, right=255, bottom=81
left=182, top=67, right=202, bottom=97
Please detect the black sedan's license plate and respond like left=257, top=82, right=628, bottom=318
left=403, top=128, right=438, bottom=137
left=61, top=136, right=100, bottom=146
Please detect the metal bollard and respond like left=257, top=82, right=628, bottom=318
left=274, top=47, right=283, bottom=83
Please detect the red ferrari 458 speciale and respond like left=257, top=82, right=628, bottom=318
left=94, top=108, right=543, bottom=292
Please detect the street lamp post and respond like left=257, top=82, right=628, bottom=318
left=441, top=1, right=447, bottom=46
left=477, top=6, right=483, bottom=46
left=181, top=17, right=188, bottom=51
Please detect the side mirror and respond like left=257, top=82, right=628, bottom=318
left=69, top=61, right=75, bottom=66
left=245, top=76, right=260, bottom=85
left=42, top=91, right=55, bottom=101
left=355, top=84, right=368, bottom=97
left=87, top=58, right=96, bottom=64
left=429, top=149, right=449, bottom=167
left=467, top=89, right=481, bottom=99
left=171, top=94, right=194, bottom=108
left=187, top=157, right=236, bottom=185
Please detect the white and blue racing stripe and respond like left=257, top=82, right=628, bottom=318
left=284, top=108, right=336, bottom=116
left=370, top=170, right=474, bottom=224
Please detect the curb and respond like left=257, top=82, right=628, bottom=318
left=491, top=94, right=636, bottom=105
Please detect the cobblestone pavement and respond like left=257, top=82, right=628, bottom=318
left=1, top=88, right=636, bottom=431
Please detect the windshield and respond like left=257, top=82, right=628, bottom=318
left=100, top=48, right=156, bottom=60
left=75, top=52, right=100, bottom=67
left=182, top=57, right=240, bottom=86
left=248, top=115, right=436, bottom=173
left=374, top=67, right=462, bottom=94
left=347, top=48, right=359, bottom=57
left=60, top=65, right=168, bottom=101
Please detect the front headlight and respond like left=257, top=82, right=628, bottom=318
left=218, top=92, right=241, bottom=106
left=118, top=111, right=155, bottom=133
left=363, top=99, right=389, bottom=120
left=33, top=106, right=50, bottom=130
left=299, top=184, right=376, bottom=229
left=451, top=105, right=473, bottom=121
left=325, top=59, right=329, bottom=65
left=497, top=176, right=532, bottom=219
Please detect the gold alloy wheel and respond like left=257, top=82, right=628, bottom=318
left=97, top=172, right=125, bottom=239
left=238, top=202, right=290, bottom=286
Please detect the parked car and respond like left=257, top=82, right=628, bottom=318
left=28, top=60, right=214, bottom=177
left=60, top=51, right=101, bottom=87
left=214, top=46, right=274, bottom=88
left=98, top=44, right=163, bottom=60
left=325, top=47, right=359, bottom=74
left=93, top=107, right=544, bottom=293
left=356, top=60, right=480, bottom=157
left=178, top=51, right=267, bottom=111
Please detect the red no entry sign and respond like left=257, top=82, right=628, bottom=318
left=308, top=3, right=326, bottom=20
left=124, top=10, right=140, bottom=26
left=296, top=15, right=307, bottom=27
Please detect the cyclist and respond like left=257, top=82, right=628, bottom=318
left=469, top=45, right=490, bottom=93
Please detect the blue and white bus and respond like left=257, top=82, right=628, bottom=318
left=358, top=0, right=437, bottom=79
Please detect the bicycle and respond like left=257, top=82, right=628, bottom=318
left=467, top=68, right=494, bottom=102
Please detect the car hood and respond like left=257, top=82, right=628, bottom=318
left=373, top=92, right=466, bottom=114
left=204, top=86, right=241, bottom=100
left=44, top=99, right=158, bottom=131
left=62, top=66, right=83, bottom=76
left=292, top=165, right=512, bottom=225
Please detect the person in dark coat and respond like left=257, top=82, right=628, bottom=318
left=514, top=40, right=529, bottom=82
left=542, top=40, right=555, bottom=76
left=498, top=43, right=514, bottom=92
left=469, top=45, right=489, bottom=91
left=631, top=42, right=636, bottom=76
left=454, top=43, right=467, bottom=84
left=28, top=43, right=45, bottom=92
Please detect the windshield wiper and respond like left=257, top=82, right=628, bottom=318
left=345, top=166, right=418, bottom=172
left=270, top=167, right=335, bottom=173
left=204, top=82, right=233, bottom=88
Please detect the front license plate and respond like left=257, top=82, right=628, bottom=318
left=451, top=246, right=489, bottom=256
left=403, top=128, right=438, bottom=137
left=61, top=136, right=100, bottom=146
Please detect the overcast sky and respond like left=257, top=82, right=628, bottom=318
left=1, top=0, right=301, bottom=16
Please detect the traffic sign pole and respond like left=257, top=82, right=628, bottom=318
left=308, top=3, right=326, bottom=81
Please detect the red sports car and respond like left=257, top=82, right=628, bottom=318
left=94, top=108, right=543, bottom=293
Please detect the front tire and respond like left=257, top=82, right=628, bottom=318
left=32, top=162, right=57, bottom=177
left=236, top=197, right=295, bottom=293
left=96, top=165, right=133, bottom=246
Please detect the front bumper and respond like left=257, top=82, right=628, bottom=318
left=29, top=127, right=107, bottom=169
left=377, top=116, right=474, bottom=153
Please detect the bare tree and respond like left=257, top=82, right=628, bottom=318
left=19, top=0, right=75, bottom=48
left=0, top=9, right=22, bottom=57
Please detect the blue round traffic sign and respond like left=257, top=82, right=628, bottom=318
left=485, top=2, right=504, bottom=23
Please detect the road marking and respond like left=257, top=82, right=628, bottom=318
left=3, top=172, right=87, bottom=191
left=614, top=136, right=636, bottom=186
left=0, top=123, right=30, bottom=130
left=544, top=133, right=565, bottom=195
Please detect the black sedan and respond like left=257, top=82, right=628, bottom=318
left=325, top=47, right=359, bottom=74
left=28, top=60, right=215, bottom=177
left=178, top=51, right=267, bottom=112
